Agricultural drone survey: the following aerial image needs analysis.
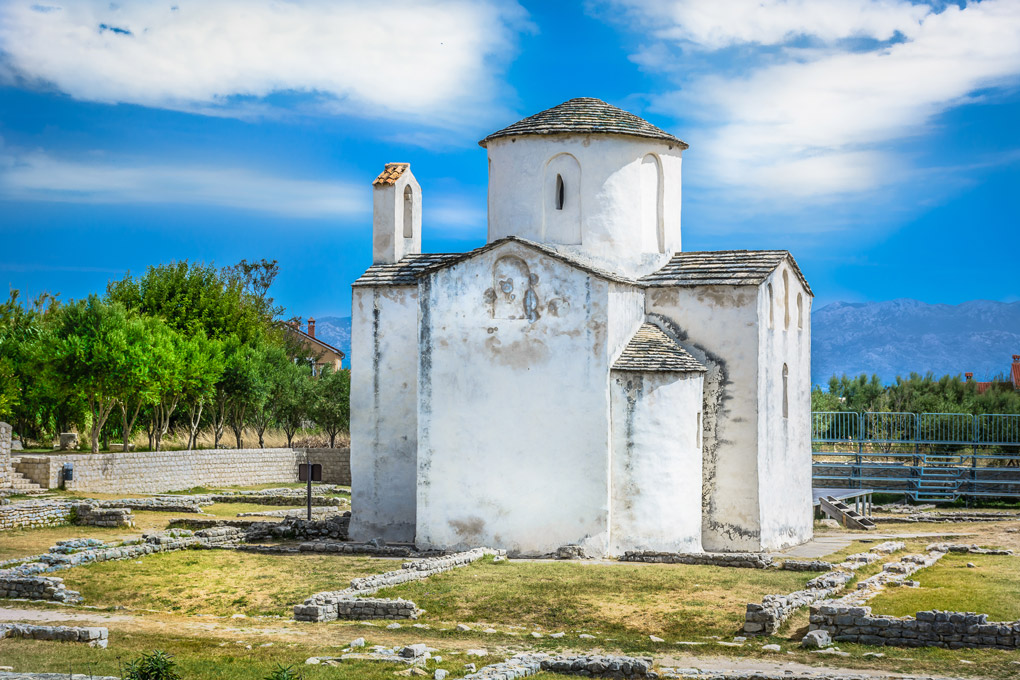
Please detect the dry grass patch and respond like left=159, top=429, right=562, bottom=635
left=59, top=549, right=399, bottom=616
left=375, top=558, right=812, bottom=641
left=869, top=552, right=1020, bottom=621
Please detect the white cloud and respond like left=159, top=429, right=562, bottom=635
left=0, top=148, right=366, bottom=217
left=0, top=145, right=488, bottom=232
left=612, top=0, right=929, bottom=48
left=0, top=0, right=528, bottom=127
left=603, top=0, right=1020, bottom=202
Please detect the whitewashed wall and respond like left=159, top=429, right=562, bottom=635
left=349, top=286, right=420, bottom=543
left=610, top=371, right=704, bottom=555
left=645, top=286, right=763, bottom=551
left=416, top=241, right=617, bottom=556
left=756, top=262, right=813, bottom=549
left=485, top=135, right=682, bottom=279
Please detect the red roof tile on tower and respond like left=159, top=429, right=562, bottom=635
left=373, top=163, right=409, bottom=186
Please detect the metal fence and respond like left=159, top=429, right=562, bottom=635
left=812, top=411, right=1020, bottom=502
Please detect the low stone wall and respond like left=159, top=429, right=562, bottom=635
left=73, top=503, right=133, bottom=528
left=0, top=500, right=134, bottom=531
left=244, top=513, right=351, bottom=541
left=0, top=623, right=108, bottom=647
left=810, top=604, right=1020, bottom=649
left=295, top=548, right=504, bottom=622
left=0, top=576, right=81, bottom=603
left=782, top=560, right=833, bottom=571
left=620, top=551, right=773, bottom=569
left=0, top=500, right=73, bottom=530
left=464, top=654, right=655, bottom=680
left=744, top=541, right=907, bottom=635
left=0, top=422, right=12, bottom=489
left=335, top=597, right=418, bottom=620
left=208, top=493, right=341, bottom=507
left=11, top=446, right=350, bottom=493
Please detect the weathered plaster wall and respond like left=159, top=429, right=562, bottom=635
left=645, top=286, right=762, bottom=551
left=756, top=262, right=813, bottom=550
left=349, top=286, right=419, bottom=543
left=416, top=241, right=616, bottom=555
left=485, top=135, right=681, bottom=279
left=610, top=371, right=704, bottom=555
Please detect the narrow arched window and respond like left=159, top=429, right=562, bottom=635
left=767, top=283, right=774, bottom=329
left=696, top=412, right=702, bottom=449
left=783, top=270, right=790, bottom=330
left=555, top=174, right=564, bottom=210
left=782, top=363, right=789, bottom=419
left=402, top=185, right=414, bottom=238
left=797, top=293, right=804, bottom=330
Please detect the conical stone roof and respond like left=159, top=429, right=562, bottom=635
left=479, top=97, right=688, bottom=149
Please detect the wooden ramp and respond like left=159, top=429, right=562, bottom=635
left=819, top=495, right=877, bottom=531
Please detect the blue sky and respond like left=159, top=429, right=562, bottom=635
left=0, top=0, right=1018, bottom=320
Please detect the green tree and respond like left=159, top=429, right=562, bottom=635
left=116, top=315, right=158, bottom=452
left=311, top=367, right=350, bottom=448
left=275, top=360, right=314, bottom=447
left=146, top=318, right=186, bottom=452
left=220, top=342, right=266, bottom=449
left=44, top=296, right=132, bottom=453
left=249, top=344, right=290, bottom=449
left=107, top=261, right=270, bottom=344
left=180, top=333, right=225, bottom=451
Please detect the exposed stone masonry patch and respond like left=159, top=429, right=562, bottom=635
left=621, top=552, right=773, bottom=569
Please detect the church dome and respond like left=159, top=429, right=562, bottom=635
left=479, top=97, right=688, bottom=149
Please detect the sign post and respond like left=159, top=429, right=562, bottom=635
left=298, top=454, right=323, bottom=521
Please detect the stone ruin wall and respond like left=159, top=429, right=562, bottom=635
left=0, top=422, right=12, bottom=489
left=0, top=501, right=134, bottom=531
left=11, top=446, right=350, bottom=493
left=810, top=604, right=1020, bottom=649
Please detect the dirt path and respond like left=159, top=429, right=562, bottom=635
left=659, top=653, right=983, bottom=679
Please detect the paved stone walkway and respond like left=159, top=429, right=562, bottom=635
left=776, top=531, right=972, bottom=559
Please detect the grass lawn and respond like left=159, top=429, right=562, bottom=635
left=869, top=552, right=1020, bottom=622
left=375, top=557, right=813, bottom=641
left=58, top=550, right=401, bottom=616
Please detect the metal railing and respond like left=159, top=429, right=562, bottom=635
left=812, top=411, right=1020, bottom=502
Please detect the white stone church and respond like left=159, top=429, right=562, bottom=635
left=350, top=98, right=812, bottom=557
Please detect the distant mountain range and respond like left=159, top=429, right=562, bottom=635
left=811, top=299, right=1020, bottom=386
left=312, top=300, right=1020, bottom=386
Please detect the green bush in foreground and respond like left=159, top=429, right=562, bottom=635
left=123, top=650, right=181, bottom=680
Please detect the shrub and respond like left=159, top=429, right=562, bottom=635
left=264, top=665, right=302, bottom=680
left=123, top=651, right=181, bottom=680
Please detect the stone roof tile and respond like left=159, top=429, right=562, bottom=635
left=613, top=323, right=706, bottom=373
left=352, top=253, right=462, bottom=286
left=479, top=98, right=688, bottom=149
left=641, top=250, right=812, bottom=295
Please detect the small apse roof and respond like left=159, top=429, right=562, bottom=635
left=613, top=323, right=706, bottom=373
left=479, top=97, right=688, bottom=149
